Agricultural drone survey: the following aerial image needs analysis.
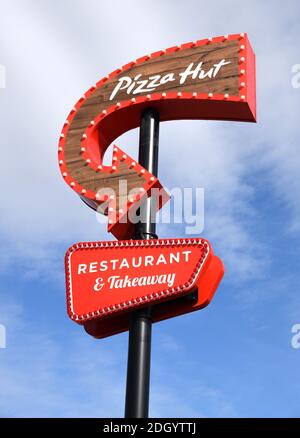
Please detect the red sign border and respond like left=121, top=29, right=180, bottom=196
left=65, top=238, right=211, bottom=323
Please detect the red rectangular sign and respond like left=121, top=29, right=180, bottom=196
left=65, top=238, right=220, bottom=324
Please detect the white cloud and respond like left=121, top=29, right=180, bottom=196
left=0, top=0, right=299, bottom=284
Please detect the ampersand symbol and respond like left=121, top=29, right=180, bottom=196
left=93, top=277, right=105, bottom=292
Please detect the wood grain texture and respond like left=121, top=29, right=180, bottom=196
left=63, top=39, right=239, bottom=196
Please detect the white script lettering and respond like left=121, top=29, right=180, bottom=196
left=109, top=59, right=231, bottom=100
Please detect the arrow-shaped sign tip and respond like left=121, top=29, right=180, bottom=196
left=105, top=145, right=169, bottom=239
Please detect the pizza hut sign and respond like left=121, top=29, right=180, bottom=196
left=58, top=32, right=256, bottom=241
left=60, top=32, right=255, bottom=337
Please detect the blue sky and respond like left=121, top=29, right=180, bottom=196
left=1, top=0, right=300, bottom=417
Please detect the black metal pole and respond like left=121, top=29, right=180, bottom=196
left=124, top=108, right=160, bottom=418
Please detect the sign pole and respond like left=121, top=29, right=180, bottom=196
left=61, top=32, right=254, bottom=418
left=124, top=108, right=160, bottom=418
